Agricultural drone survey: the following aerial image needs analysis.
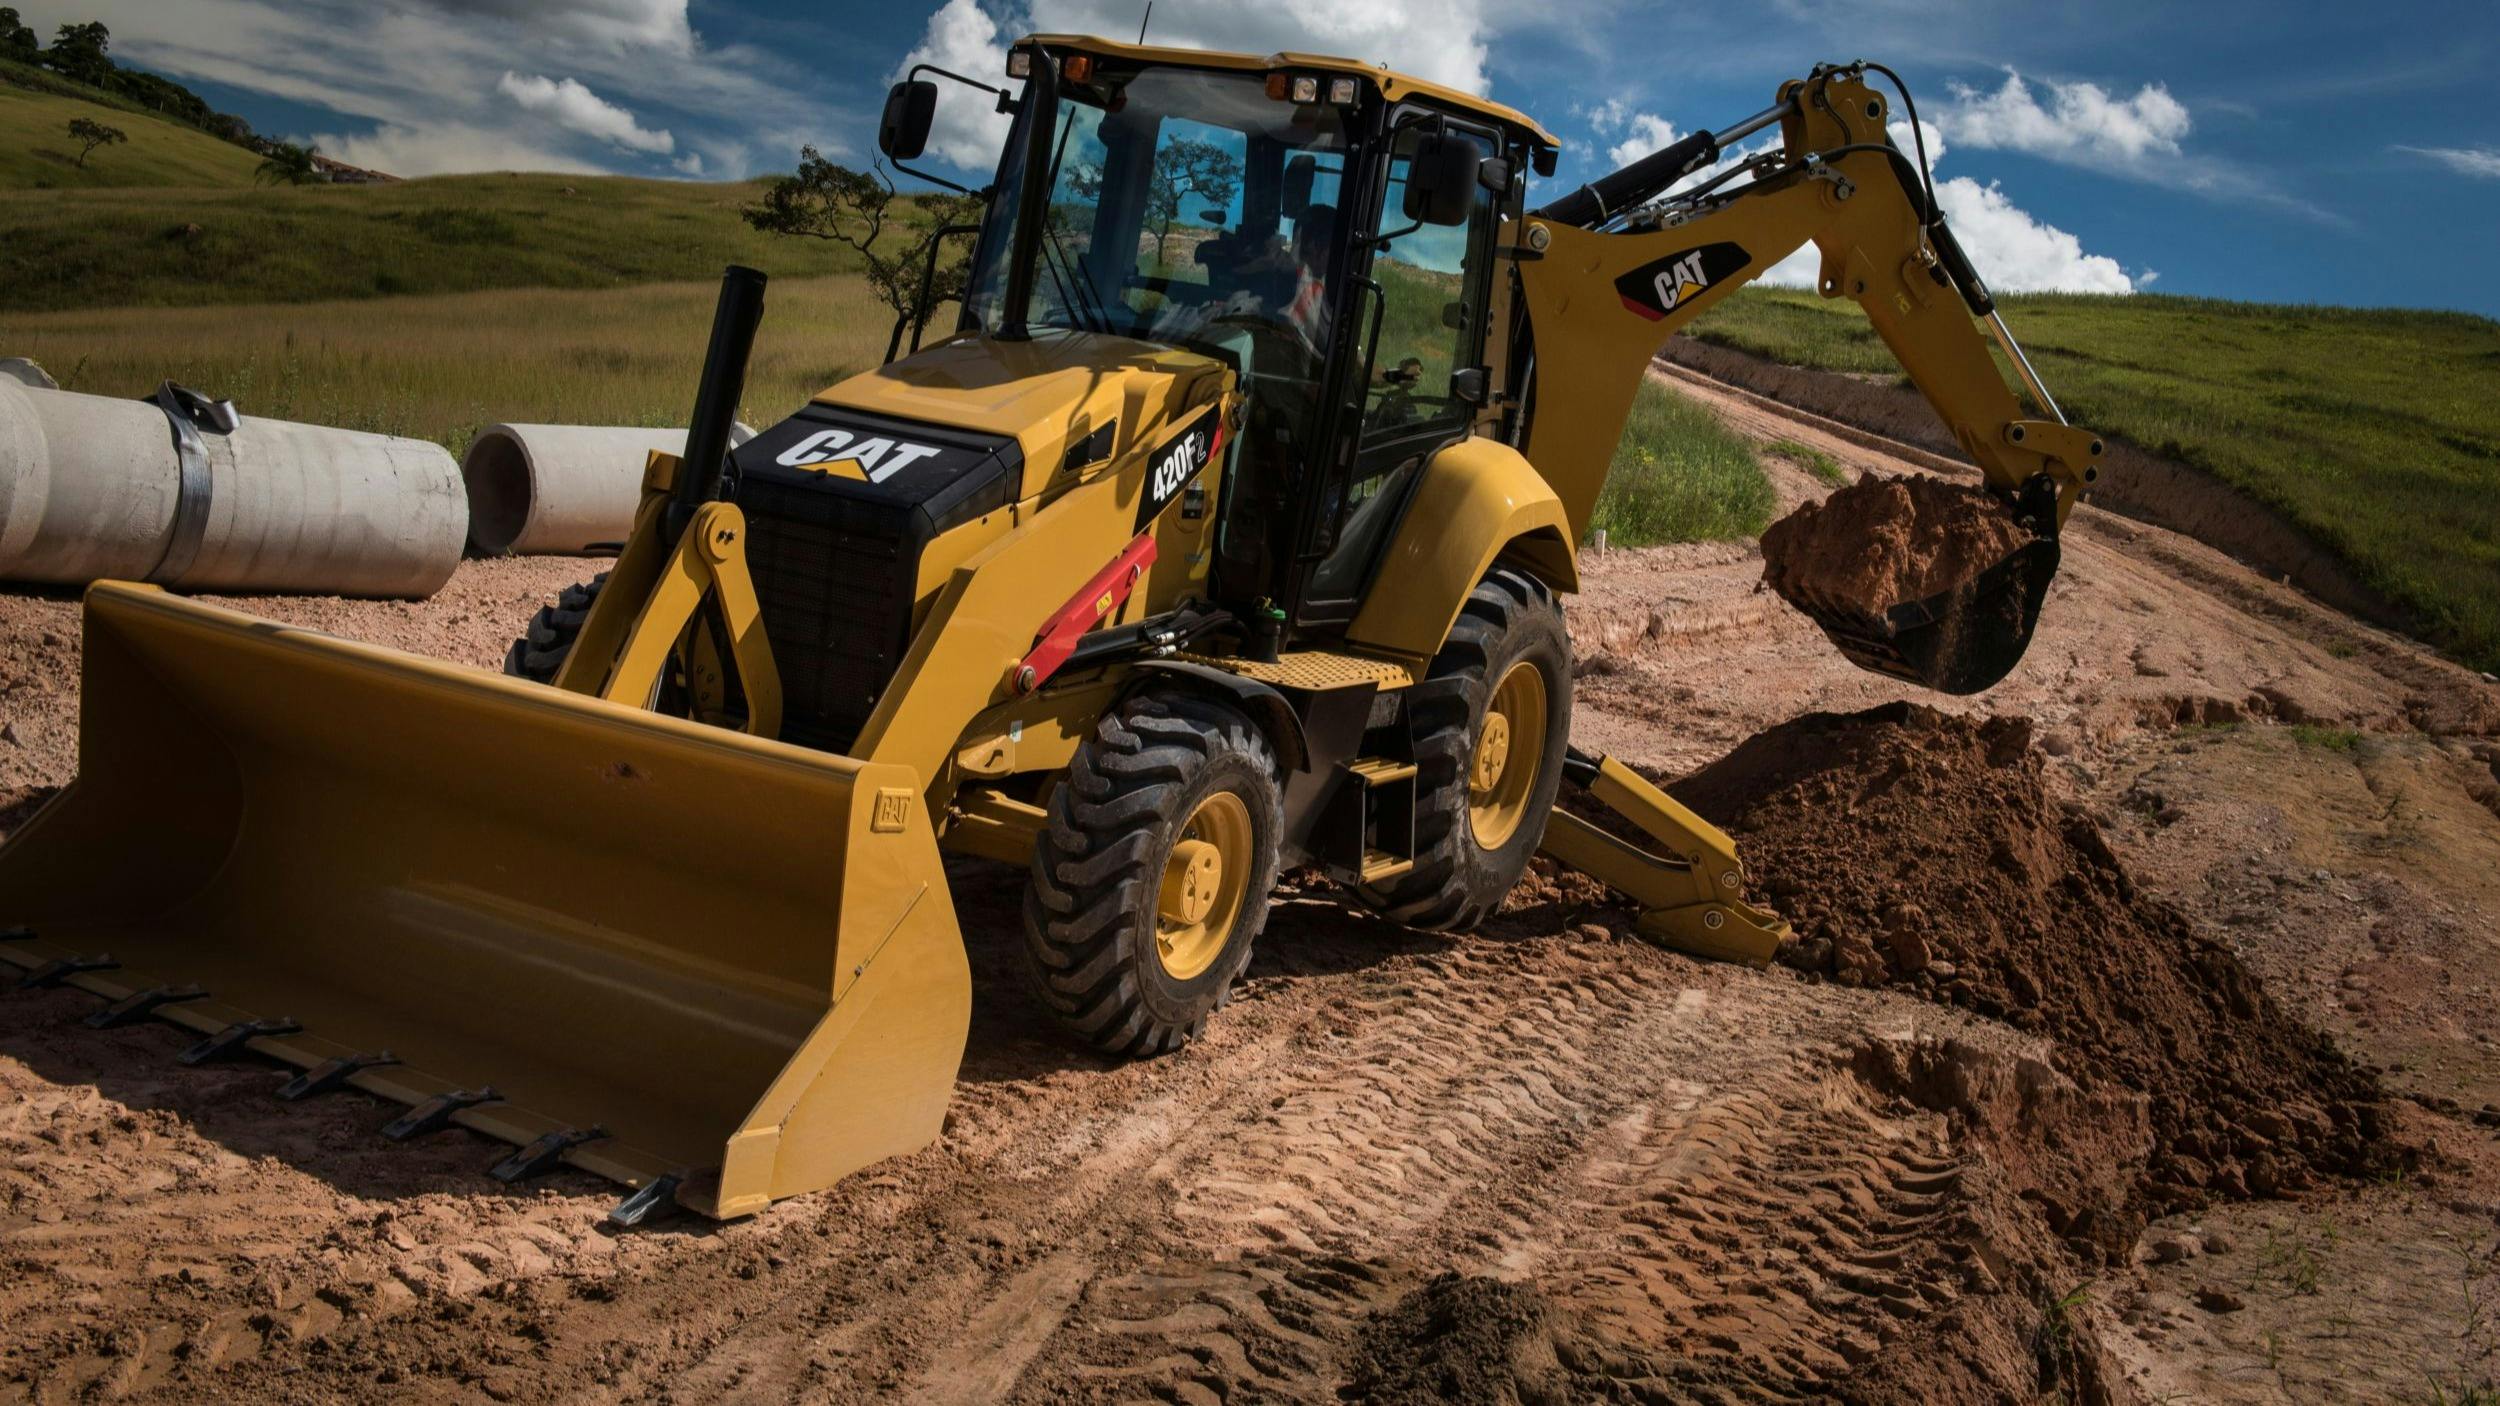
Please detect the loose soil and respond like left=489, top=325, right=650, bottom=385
left=3, top=363, right=2496, bottom=1403
left=1674, top=703, right=2393, bottom=1246
left=1759, top=472, right=2033, bottom=612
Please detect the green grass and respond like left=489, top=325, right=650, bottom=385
left=1592, top=379, right=1776, bottom=546
left=0, top=171, right=908, bottom=314
left=6, top=274, right=896, bottom=459
left=0, top=73, right=264, bottom=189
left=1687, top=287, right=2500, bottom=671
left=2286, top=723, right=2364, bottom=753
left=1768, top=436, right=1847, bottom=485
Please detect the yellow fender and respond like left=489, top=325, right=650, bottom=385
left=1346, top=435, right=1578, bottom=661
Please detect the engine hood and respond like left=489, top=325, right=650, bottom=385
left=815, top=329, right=1229, bottom=502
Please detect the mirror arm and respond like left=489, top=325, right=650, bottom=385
left=889, top=159, right=974, bottom=196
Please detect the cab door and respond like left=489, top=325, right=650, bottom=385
left=1292, top=107, right=1503, bottom=624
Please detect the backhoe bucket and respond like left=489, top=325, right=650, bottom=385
left=1792, top=539, right=2060, bottom=696
left=0, top=582, right=968, bottom=1220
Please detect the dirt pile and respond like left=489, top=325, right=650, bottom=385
left=1673, top=703, right=2393, bottom=1238
left=1759, top=472, right=2032, bottom=611
left=1341, top=1274, right=1570, bottom=1405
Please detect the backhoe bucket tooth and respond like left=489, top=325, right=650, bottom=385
left=1793, top=539, right=2059, bottom=696
left=0, top=582, right=970, bottom=1219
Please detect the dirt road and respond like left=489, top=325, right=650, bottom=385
left=3, top=370, right=2495, bottom=1403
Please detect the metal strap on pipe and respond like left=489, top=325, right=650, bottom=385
left=141, top=381, right=239, bottom=586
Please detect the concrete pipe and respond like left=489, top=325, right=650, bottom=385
left=0, top=379, right=468, bottom=598
left=463, top=421, right=755, bottom=556
left=0, top=358, right=58, bottom=390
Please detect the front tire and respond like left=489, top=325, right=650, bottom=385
left=1022, top=692, right=1284, bottom=1057
left=1356, top=567, right=1571, bottom=931
left=502, top=573, right=607, bottom=682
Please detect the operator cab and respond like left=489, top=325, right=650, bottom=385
left=879, top=38, right=1558, bottom=644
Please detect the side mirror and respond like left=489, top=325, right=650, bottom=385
left=1404, top=131, right=1486, bottom=226
left=1531, top=146, right=1558, bottom=178
left=1476, top=157, right=1513, bottom=196
left=879, top=80, right=937, bottom=161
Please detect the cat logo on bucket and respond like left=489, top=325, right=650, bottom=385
left=775, top=429, right=945, bottom=483
left=1614, top=241, right=1752, bottom=322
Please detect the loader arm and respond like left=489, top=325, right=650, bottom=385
left=1510, top=65, right=2104, bottom=544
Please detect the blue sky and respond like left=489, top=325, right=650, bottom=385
left=25, top=0, right=2500, bottom=315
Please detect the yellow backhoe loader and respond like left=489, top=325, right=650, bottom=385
left=0, top=40, right=2102, bottom=1222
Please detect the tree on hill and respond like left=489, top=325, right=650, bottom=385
left=0, top=8, right=38, bottom=63
left=1143, top=139, right=1242, bottom=263
left=743, top=149, right=983, bottom=336
left=65, top=116, right=124, bottom=168
left=42, top=20, right=110, bottom=86
left=256, top=141, right=320, bottom=186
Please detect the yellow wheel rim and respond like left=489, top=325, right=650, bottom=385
left=1468, top=660, right=1547, bottom=850
left=1156, top=790, right=1253, bottom=981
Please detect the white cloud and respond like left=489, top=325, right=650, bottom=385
left=673, top=151, right=706, bottom=176
left=1928, top=65, right=2330, bottom=222
left=1652, top=111, right=2130, bottom=295
left=420, top=0, right=695, bottom=55
left=2393, top=144, right=2500, bottom=179
left=895, top=0, right=1504, bottom=173
left=497, top=72, right=676, bottom=155
left=896, top=0, right=1018, bottom=171
left=304, top=122, right=605, bottom=177
left=1931, top=176, right=2133, bottom=293
left=1939, top=70, right=2189, bottom=168
left=1031, top=0, right=1491, bottom=95
left=1606, top=115, right=1678, bottom=171
left=63, top=0, right=847, bottom=181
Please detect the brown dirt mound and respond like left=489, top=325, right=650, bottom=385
left=1760, top=472, right=2032, bottom=610
left=1672, top=703, right=2393, bottom=1237
left=1341, top=1274, right=1569, bottom=1405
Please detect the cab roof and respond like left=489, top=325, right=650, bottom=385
left=1022, top=33, right=1561, bottom=149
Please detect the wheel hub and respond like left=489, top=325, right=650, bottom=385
left=1468, top=660, right=1548, bottom=850
left=1160, top=839, right=1224, bottom=927
left=1471, top=713, right=1513, bottom=797
left=1154, top=791, right=1254, bottom=982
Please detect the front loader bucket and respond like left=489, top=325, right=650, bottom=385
left=0, top=582, right=968, bottom=1220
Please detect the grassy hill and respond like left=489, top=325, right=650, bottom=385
left=0, top=171, right=887, bottom=313
left=1686, top=289, right=2500, bottom=672
left=7, top=274, right=900, bottom=459
left=0, top=67, right=264, bottom=188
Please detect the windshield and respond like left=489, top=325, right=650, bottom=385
left=963, top=62, right=1354, bottom=361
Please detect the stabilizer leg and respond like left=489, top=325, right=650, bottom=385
left=1538, top=746, right=1789, bottom=965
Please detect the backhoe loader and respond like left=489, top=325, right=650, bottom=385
left=0, top=40, right=2102, bottom=1222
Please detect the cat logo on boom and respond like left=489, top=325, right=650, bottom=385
left=1614, top=240, right=1753, bottom=322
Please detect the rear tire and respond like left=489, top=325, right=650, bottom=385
left=1355, top=567, right=1571, bottom=931
left=503, top=573, right=607, bottom=683
left=1022, top=691, right=1284, bottom=1057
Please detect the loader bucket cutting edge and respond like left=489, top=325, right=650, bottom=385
left=0, top=582, right=970, bottom=1220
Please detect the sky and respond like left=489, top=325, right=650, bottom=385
left=22, top=0, right=2500, bottom=316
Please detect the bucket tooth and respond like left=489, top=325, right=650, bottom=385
left=179, top=1017, right=303, bottom=1066
left=277, top=1050, right=399, bottom=1101
left=607, top=1173, right=685, bottom=1228
left=382, top=1086, right=502, bottom=1142
left=84, top=983, right=208, bottom=1028
left=18, top=953, right=116, bottom=990
left=489, top=1126, right=609, bottom=1182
